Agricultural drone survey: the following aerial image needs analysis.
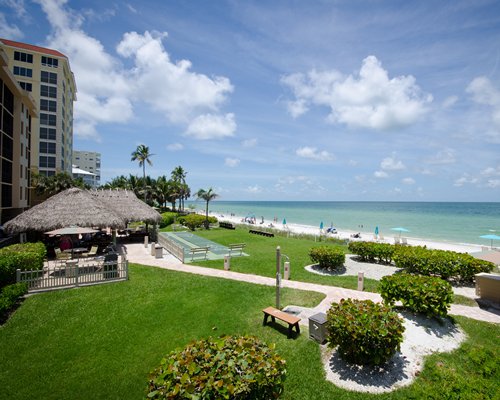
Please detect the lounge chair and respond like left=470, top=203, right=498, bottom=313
left=54, top=248, right=71, bottom=263
left=82, top=245, right=98, bottom=258
left=378, top=234, right=385, bottom=242
left=394, top=237, right=401, bottom=245
left=401, top=237, right=408, bottom=245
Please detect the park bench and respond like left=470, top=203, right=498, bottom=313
left=219, top=221, right=236, bottom=230
left=249, top=229, right=274, bottom=238
left=228, top=243, right=246, bottom=256
left=262, top=306, right=301, bottom=338
left=189, top=246, right=210, bottom=261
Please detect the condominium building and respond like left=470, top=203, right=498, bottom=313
left=0, top=48, right=37, bottom=223
left=73, top=150, right=101, bottom=187
left=0, top=38, right=77, bottom=178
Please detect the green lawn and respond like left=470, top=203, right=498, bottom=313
left=1, top=264, right=498, bottom=399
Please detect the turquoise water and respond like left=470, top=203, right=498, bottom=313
left=187, top=201, right=500, bottom=246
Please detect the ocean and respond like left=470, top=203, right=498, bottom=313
left=187, top=201, right=500, bottom=247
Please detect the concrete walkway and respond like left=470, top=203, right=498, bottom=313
left=124, top=243, right=500, bottom=325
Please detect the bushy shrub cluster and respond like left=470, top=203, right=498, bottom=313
left=309, top=246, right=345, bottom=270
left=146, top=335, right=286, bottom=399
left=348, top=241, right=395, bottom=264
left=159, top=212, right=178, bottom=228
left=393, top=246, right=494, bottom=283
left=177, top=214, right=218, bottom=231
left=0, top=242, right=46, bottom=288
left=380, top=273, right=453, bottom=317
left=0, top=282, right=27, bottom=318
left=326, top=299, right=405, bottom=366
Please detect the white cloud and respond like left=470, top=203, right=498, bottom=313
left=225, top=157, right=240, bottom=167
left=246, top=185, right=262, bottom=193
left=466, top=76, right=500, bottom=139
left=380, top=156, right=405, bottom=171
left=242, top=138, right=258, bottom=148
left=453, top=174, right=478, bottom=187
left=126, top=3, right=138, bottom=14
left=402, top=177, right=415, bottom=185
left=0, top=13, right=23, bottom=39
left=184, top=113, right=236, bottom=140
left=442, top=96, right=458, bottom=108
left=2, top=0, right=27, bottom=17
left=166, top=143, right=184, bottom=151
left=296, top=146, right=333, bottom=161
left=425, top=148, right=456, bottom=165
left=481, top=166, right=500, bottom=177
left=374, top=170, right=388, bottom=178
left=486, top=179, right=500, bottom=188
left=282, top=55, right=432, bottom=130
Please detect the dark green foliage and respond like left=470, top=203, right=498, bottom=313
left=309, top=246, right=345, bottom=270
left=326, top=299, right=405, bottom=366
left=0, top=242, right=46, bottom=288
left=146, top=335, right=286, bottom=399
left=159, top=212, right=178, bottom=228
left=348, top=241, right=395, bottom=264
left=0, top=282, right=27, bottom=318
left=380, top=274, right=453, bottom=317
left=177, top=214, right=217, bottom=231
left=393, top=246, right=494, bottom=283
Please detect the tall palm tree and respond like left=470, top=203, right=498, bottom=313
left=131, top=144, right=154, bottom=201
left=196, top=187, right=219, bottom=229
left=171, top=166, right=188, bottom=211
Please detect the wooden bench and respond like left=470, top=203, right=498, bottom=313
left=249, top=229, right=274, bottom=238
left=219, top=221, right=236, bottom=230
left=228, top=243, right=246, bottom=256
left=189, top=246, right=210, bottom=261
left=262, top=306, right=301, bottom=338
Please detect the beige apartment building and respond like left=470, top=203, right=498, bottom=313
left=73, top=150, right=101, bottom=187
left=0, top=48, right=37, bottom=223
left=0, top=38, right=77, bottom=178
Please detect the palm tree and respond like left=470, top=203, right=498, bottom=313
left=196, top=187, right=219, bottom=229
left=131, top=144, right=154, bottom=201
left=171, top=166, right=188, bottom=211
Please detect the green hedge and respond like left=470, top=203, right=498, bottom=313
left=0, top=242, right=46, bottom=288
left=0, top=282, right=28, bottom=318
left=159, top=212, right=178, bottom=228
left=309, top=246, right=345, bottom=270
left=347, top=241, right=395, bottom=264
left=326, top=299, right=405, bottom=366
left=393, top=246, right=494, bottom=283
left=177, top=214, right=218, bottom=231
left=146, top=335, right=286, bottom=399
left=380, top=273, right=453, bottom=317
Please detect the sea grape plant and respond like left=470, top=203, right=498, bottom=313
left=309, top=246, right=345, bottom=270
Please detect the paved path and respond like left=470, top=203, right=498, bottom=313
left=124, top=243, right=500, bottom=325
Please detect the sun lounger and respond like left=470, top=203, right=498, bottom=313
left=394, top=237, right=401, bottom=245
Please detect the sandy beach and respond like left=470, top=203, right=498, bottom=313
left=207, top=211, right=484, bottom=254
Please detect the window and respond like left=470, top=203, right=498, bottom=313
left=20, top=164, right=23, bottom=179
left=2, top=110, right=13, bottom=136
left=40, top=99, right=57, bottom=112
left=39, top=156, right=56, bottom=168
left=14, top=51, right=33, bottom=63
left=40, top=85, right=57, bottom=98
left=40, top=127, right=56, bottom=140
left=41, top=71, right=57, bottom=84
left=41, top=56, right=58, bottom=68
left=40, top=113, right=56, bottom=126
left=13, top=66, right=33, bottom=77
left=2, top=134, right=13, bottom=158
left=39, top=141, right=56, bottom=154
left=1, top=184, right=12, bottom=208
left=3, top=85, right=14, bottom=112
left=2, top=159, right=12, bottom=183
left=19, top=82, right=33, bottom=92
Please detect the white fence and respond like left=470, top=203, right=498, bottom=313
left=17, top=258, right=128, bottom=293
left=157, top=234, right=185, bottom=263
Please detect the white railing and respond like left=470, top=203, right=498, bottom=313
left=17, top=258, right=129, bottom=293
left=157, top=234, right=185, bottom=263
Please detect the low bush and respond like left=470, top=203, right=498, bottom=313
left=146, top=335, right=286, bottom=399
left=347, top=241, right=395, bottom=264
left=309, top=246, right=345, bottom=270
left=393, top=246, right=494, bottom=283
left=0, top=282, right=28, bottom=319
left=159, top=212, right=178, bottom=228
left=0, top=242, right=46, bottom=288
left=177, top=214, right=218, bottom=231
left=326, top=299, right=405, bottom=366
left=380, top=273, right=453, bottom=317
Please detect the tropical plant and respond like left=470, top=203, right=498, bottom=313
left=196, top=187, right=219, bottom=229
left=171, top=166, right=188, bottom=211
left=131, top=144, right=154, bottom=201
left=32, top=172, right=87, bottom=197
left=309, top=246, right=345, bottom=270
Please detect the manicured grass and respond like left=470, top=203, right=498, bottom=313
left=1, top=264, right=498, bottom=399
left=190, top=226, right=381, bottom=292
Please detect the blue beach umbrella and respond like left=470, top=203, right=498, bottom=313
left=479, top=234, right=500, bottom=248
left=282, top=218, right=286, bottom=225
left=320, top=221, right=324, bottom=230
left=374, top=226, right=379, bottom=236
left=391, top=227, right=409, bottom=237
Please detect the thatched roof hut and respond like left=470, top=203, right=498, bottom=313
left=90, top=189, right=162, bottom=224
left=4, top=188, right=126, bottom=234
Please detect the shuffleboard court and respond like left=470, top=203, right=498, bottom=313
left=159, top=231, right=247, bottom=262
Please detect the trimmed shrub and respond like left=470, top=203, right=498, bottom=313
left=0, top=242, right=46, bottom=288
left=177, top=215, right=218, bottom=231
left=0, top=282, right=28, bottom=318
left=393, top=246, right=494, bottom=283
left=159, top=212, right=178, bottom=228
left=146, top=335, right=286, bottom=399
left=380, top=273, right=453, bottom=317
left=309, top=246, right=345, bottom=270
left=326, top=299, right=405, bottom=366
left=348, top=241, right=395, bottom=264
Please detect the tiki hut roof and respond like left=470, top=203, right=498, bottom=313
left=90, top=189, right=162, bottom=224
left=4, top=188, right=126, bottom=234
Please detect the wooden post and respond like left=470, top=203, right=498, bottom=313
left=276, top=246, right=281, bottom=309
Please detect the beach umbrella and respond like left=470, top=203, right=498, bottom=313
left=282, top=218, right=286, bottom=225
left=45, top=226, right=99, bottom=236
left=391, top=227, right=409, bottom=237
left=479, top=234, right=500, bottom=248
left=320, top=221, right=324, bottom=230
left=375, top=226, right=379, bottom=236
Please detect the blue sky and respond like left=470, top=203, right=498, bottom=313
left=1, top=0, right=500, bottom=201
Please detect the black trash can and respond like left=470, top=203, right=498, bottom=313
left=103, top=253, right=118, bottom=279
left=309, top=313, right=328, bottom=344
